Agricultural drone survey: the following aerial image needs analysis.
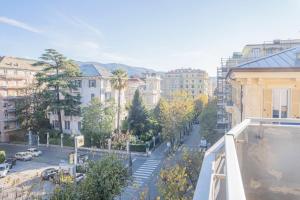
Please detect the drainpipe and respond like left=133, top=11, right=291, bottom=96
left=240, top=85, right=243, bottom=122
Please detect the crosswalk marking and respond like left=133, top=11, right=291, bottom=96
left=125, top=159, right=161, bottom=193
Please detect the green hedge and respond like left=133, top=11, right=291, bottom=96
left=129, top=144, right=146, bottom=152
left=129, top=135, right=162, bottom=152
left=0, top=151, right=5, bottom=163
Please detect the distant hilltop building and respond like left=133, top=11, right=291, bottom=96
left=0, top=56, right=43, bottom=142
left=161, top=68, right=209, bottom=100
left=125, top=73, right=161, bottom=109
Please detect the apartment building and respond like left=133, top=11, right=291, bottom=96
left=226, top=47, right=300, bottom=127
left=208, top=76, right=217, bottom=98
left=161, top=68, right=208, bottom=100
left=0, top=56, right=43, bottom=142
left=216, top=39, right=300, bottom=132
left=125, top=73, right=161, bottom=109
left=49, top=64, right=126, bottom=134
left=194, top=47, right=300, bottom=200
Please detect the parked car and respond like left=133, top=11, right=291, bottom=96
left=75, top=173, right=86, bottom=183
left=27, top=148, right=42, bottom=157
left=41, top=168, right=59, bottom=180
left=5, top=157, right=16, bottom=169
left=15, top=152, right=32, bottom=161
left=0, top=163, right=9, bottom=178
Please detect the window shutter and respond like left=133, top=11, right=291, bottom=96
left=263, top=89, right=272, bottom=118
left=291, top=89, right=300, bottom=118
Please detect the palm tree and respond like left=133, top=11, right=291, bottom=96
left=110, top=69, right=128, bottom=133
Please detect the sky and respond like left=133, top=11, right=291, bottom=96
left=1, top=0, right=300, bottom=76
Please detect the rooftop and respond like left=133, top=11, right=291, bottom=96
left=79, top=63, right=112, bottom=77
left=0, top=56, right=43, bottom=71
left=194, top=118, right=300, bottom=200
left=235, top=47, right=300, bottom=69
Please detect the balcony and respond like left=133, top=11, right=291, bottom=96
left=225, top=100, right=235, bottom=113
left=193, top=118, right=300, bottom=200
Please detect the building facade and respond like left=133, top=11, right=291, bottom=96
left=125, top=73, right=161, bottom=109
left=227, top=47, right=300, bottom=127
left=161, top=68, right=208, bottom=100
left=49, top=64, right=126, bottom=134
left=208, top=76, right=217, bottom=98
left=0, top=56, right=43, bottom=142
left=217, top=39, right=300, bottom=132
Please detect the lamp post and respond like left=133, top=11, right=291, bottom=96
left=127, top=141, right=132, bottom=176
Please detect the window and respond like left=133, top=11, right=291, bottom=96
left=78, top=122, right=81, bottom=131
left=105, top=92, right=111, bottom=100
left=53, top=120, right=60, bottom=128
left=252, top=48, right=260, bottom=57
left=272, top=88, right=290, bottom=118
left=74, top=80, right=82, bottom=88
left=89, top=80, right=96, bottom=88
left=91, top=93, right=95, bottom=100
left=65, top=121, right=70, bottom=130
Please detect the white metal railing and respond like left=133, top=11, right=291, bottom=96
left=225, top=134, right=246, bottom=200
left=193, top=117, right=300, bottom=200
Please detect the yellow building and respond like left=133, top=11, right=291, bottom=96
left=226, top=47, right=300, bottom=127
left=0, top=56, right=43, bottom=142
left=161, top=68, right=208, bottom=100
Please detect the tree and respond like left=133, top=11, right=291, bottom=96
left=180, top=149, right=204, bottom=189
left=51, top=184, right=78, bottom=200
left=79, top=155, right=129, bottom=200
left=81, top=98, right=115, bottom=147
left=158, top=165, right=192, bottom=200
left=0, top=151, right=5, bottom=163
left=15, top=85, right=51, bottom=133
left=199, top=100, right=220, bottom=144
left=158, top=91, right=194, bottom=148
left=127, top=89, right=149, bottom=137
left=110, top=69, right=128, bottom=133
left=194, top=94, right=208, bottom=118
left=34, top=49, right=81, bottom=133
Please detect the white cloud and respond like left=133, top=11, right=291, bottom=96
left=0, top=16, right=41, bottom=33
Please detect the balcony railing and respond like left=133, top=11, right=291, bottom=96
left=193, top=118, right=300, bottom=200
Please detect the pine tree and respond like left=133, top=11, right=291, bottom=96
left=127, top=89, right=149, bottom=137
left=34, top=49, right=81, bottom=133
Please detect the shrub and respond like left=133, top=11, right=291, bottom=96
left=0, top=151, right=6, bottom=163
left=129, top=144, right=146, bottom=152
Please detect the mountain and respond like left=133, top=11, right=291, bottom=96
left=77, top=61, right=157, bottom=77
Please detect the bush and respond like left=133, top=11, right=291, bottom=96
left=140, top=131, right=154, bottom=142
left=129, top=144, right=146, bottom=152
left=0, top=151, right=6, bottom=163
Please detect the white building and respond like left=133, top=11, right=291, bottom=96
left=125, top=73, right=161, bottom=109
left=49, top=64, right=126, bottom=134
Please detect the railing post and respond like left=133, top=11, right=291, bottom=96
left=46, top=132, right=49, bottom=147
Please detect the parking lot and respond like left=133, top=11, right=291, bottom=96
left=0, top=143, right=73, bottom=199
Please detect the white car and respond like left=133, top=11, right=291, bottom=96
left=27, top=148, right=42, bottom=157
left=15, top=152, right=32, bottom=161
left=0, top=163, right=9, bottom=178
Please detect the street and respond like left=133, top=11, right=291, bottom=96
left=0, top=124, right=203, bottom=199
left=119, top=124, right=203, bottom=199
